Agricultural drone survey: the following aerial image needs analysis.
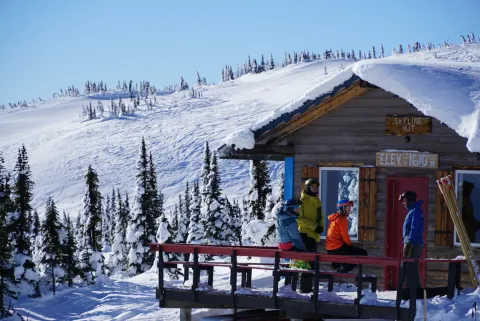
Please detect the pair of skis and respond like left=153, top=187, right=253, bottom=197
left=437, top=175, right=480, bottom=287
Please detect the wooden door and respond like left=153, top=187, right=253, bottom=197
left=385, top=177, right=428, bottom=290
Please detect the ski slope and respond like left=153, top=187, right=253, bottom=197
left=0, top=59, right=352, bottom=216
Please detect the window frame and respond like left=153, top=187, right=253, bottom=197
left=318, top=166, right=360, bottom=241
left=454, top=169, right=480, bottom=247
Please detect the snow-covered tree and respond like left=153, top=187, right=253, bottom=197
left=176, top=192, right=189, bottom=244
left=102, top=194, right=112, bottom=250
left=30, top=210, right=40, bottom=249
left=275, top=172, right=285, bottom=204
left=247, top=160, right=272, bottom=220
left=80, top=165, right=105, bottom=284
left=9, top=145, right=40, bottom=297
left=74, top=213, right=83, bottom=263
left=202, top=153, right=229, bottom=245
left=241, top=199, right=252, bottom=245
left=39, top=198, right=65, bottom=292
left=62, top=212, right=80, bottom=287
left=110, top=190, right=130, bottom=273
left=269, top=54, right=275, bottom=70
left=0, top=154, right=16, bottom=312
left=147, top=152, right=160, bottom=238
left=156, top=213, right=181, bottom=279
left=225, top=198, right=241, bottom=245
left=200, top=142, right=211, bottom=195
left=126, top=138, right=156, bottom=275
left=109, top=188, right=116, bottom=247
left=187, top=181, right=203, bottom=244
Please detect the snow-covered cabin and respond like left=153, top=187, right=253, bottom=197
left=219, top=44, right=480, bottom=290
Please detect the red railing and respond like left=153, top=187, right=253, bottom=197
left=149, top=243, right=468, bottom=320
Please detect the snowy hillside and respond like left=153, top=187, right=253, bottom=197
left=0, top=59, right=352, bottom=216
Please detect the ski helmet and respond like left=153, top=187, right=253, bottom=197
left=398, top=191, right=417, bottom=203
left=337, top=199, right=354, bottom=208
left=305, top=178, right=319, bottom=187
left=283, top=199, right=302, bottom=211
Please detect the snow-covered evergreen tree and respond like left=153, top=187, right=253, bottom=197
left=80, top=165, right=105, bottom=284
left=110, top=189, right=130, bottom=273
left=156, top=213, right=181, bottom=279
left=147, top=152, right=160, bottom=238
left=247, top=160, right=272, bottom=220
left=62, top=212, right=80, bottom=287
left=269, top=54, right=275, bottom=70
left=187, top=181, right=203, bottom=245
left=176, top=194, right=188, bottom=244
left=240, top=199, right=252, bottom=245
left=30, top=210, right=40, bottom=249
left=126, top=138, right=156, bottom=275
left=202, top=153, right=229, bottom=246
left=0, top=154, right=17, bottom=310
left=275, top=172, right=285, bottom=204
left=74, top=213, right=83, bottom=263
left=183, top=183, right=191, bottom=239
left=225, top=198, right=240, bottom=245
left=39, top=198, right=65, bottom=292
left=170, top=206, right=179, bottom=242
left=9, top=145, right=40, bottom=297
left=200, top=142, right=211, bottom=195
left=102, top=194, right=112, bottom=250
left=109, top=188, right=116, bottom=247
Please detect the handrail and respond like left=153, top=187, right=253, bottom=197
left=149, top=243, right=472, bottom=266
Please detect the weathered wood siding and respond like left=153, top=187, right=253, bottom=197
left=285, top=88, right=480, bottom=289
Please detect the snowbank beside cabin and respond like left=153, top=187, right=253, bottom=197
left=225, top=44, right=480, bottom=153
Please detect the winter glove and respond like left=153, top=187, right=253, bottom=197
left=403, top=243, right=413, bottom=258
left=314, top=225, right=323, bottom=234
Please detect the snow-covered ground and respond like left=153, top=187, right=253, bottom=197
left=8, top=260, right=480, bottom=321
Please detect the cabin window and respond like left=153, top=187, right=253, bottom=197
left=455, top=170, right=480, bottom=246
left=319, top=167, right=359, bottom=240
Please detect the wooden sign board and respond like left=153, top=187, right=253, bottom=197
left=376, top=151, right=438, bottom=169
left=385, top=115, right=432, bottom=136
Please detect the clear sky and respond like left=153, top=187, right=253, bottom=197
left=0, top=0, right=479, bottom=105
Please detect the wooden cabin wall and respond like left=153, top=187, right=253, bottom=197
left=285, top=88, right=480, bottom=289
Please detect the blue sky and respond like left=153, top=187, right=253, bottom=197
left=0, top=0, right=479, bottom=105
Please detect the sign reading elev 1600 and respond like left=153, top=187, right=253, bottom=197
left=376, top=151, right=438, bottom=169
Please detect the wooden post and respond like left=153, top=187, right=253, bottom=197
left=180, top=308, right=192, bottom=321
left=313, top=256, right=320, bottom=314
left=158, top=247, right=164, bottom=306
left=273, top=252, right=280, bottom=309
left=395, top=262, right=403, bottom=321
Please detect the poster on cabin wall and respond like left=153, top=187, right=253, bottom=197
left=376, top=151, right=438, bottom=169
left=385, top=115, right=432, bottom=136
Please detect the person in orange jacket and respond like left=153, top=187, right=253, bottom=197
left=326, top=199, right=367, bottom=273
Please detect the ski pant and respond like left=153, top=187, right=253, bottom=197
left=299, top=233, right=317, bottom=293
left=327, top=244, right=368, bottom=272
left=402, top=243, right=423, bottom=288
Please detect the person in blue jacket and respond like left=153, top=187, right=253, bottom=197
left=400, top=191, right=424, bottom=259
left=399, top=190, right=424, bottom=289
left=276, top=199, right=307, bottom=252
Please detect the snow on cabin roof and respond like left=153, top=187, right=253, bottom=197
left=223, top=44, right=480, bottom=152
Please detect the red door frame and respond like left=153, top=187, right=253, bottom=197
left=384, top=176, right=428, bottom=290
